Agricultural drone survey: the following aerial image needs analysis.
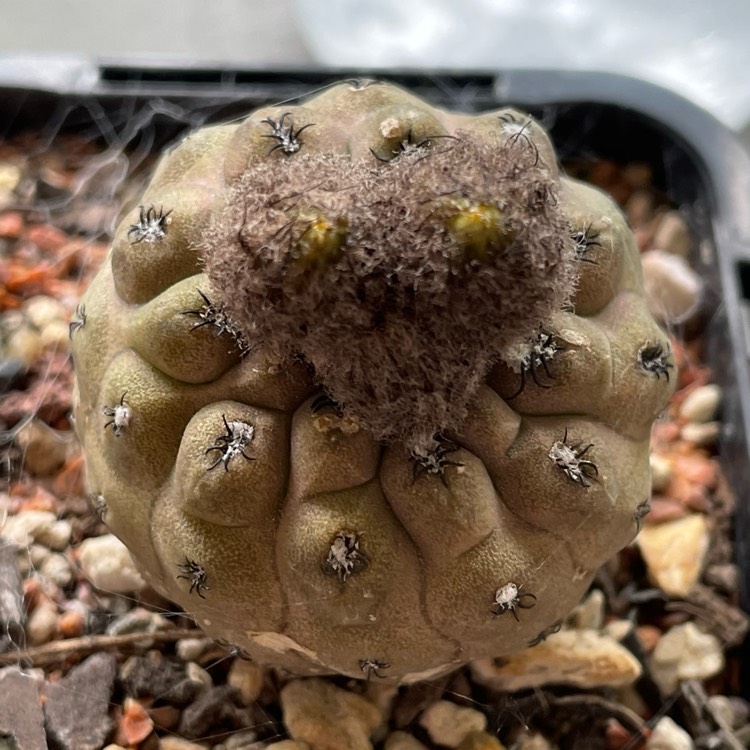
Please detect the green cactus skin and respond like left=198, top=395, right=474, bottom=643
left=71, top=81, right=675, bottom=683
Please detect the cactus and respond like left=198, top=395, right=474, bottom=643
left=71, top=81, right=675, bottom=683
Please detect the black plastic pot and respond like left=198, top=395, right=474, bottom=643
left=2, top=57, right=749, bottom=681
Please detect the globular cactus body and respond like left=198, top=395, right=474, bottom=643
left=72, top=81, right=675, bottom=682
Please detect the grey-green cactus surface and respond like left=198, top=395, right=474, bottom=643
left=71, top=81, right=675, bottom=683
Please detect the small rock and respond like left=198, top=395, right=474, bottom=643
left=650, top=622, right=724, bottom=694
left=471, top=629, right=641, bottom=691
left=266, top=742, right=311, bottom=750
left=636, top=625, right=662, bottom=653
left=645, top=716, right=694, bottom=750
left=40, top=319, right=72, bottom=351
left=0, top=210, right=24, bottom=238
left=227, top=658, right=265, bottom=705
left=568, top=589, right=605, bottom=630
left=703, top=563, right=739, bottom=595
left=177, top=637, right=212, bottom=662
left=710, top=695, right=750, bottom=729
left=641, top=250, right=702, bottom=325
left=186, top=662, right=213, bottom=691
left=148, top=705, right=181, bottom=732
left=0, top=163, right=22, bottom=199
left=644, top=497, right=686, bottom=525
left=77, top=534, right=146, bottom=593
left=159, top=738, right=210, bottom=750
left=0, top=538, right=25, bottom=651
left=457, top=731, right=506, bottom=750
left=623, top=163, right=653, bottom=190
left=26, top=599, right=58, bottom=646
left=116, top=697, right=154, bottom=747
left=680, top=421, right=720, bottom=447
left=0, top=667, right=47, bottom=750
left=706, top=696, right=736, bottom=729
left=57, top=608, right=86, bottom=638
left=178, top=685, right=254, bottom=740
left=36, top=519, right=72, bottom=551
left=27, top=543, right=51, bottom=570
left=40, top=552, right=74, bottom=587
left=419, top=700, right=487, bottom=748
left=2, top=509, right=57, bottom=547
left=652, top=211, right=693, bottom=258
left=510, top=734, right=553, bottom=750
left=219, top=730, right=263, bottom=749
left=0, top=357, right=27, bottom=393
left=43, top=652, right=118, bottom=750
left=679, top=384, right=722, bottom=424
left=385, top=731, right=429, bottom=750
left=3, top=325, right=42, bottom=367
left=636, top=514, right=709, bottom=597
left=281, top=678, right=382, bottom=750
left=603, top=619, right=633, bottom=642
left=650, top=453, right=674, bottom=493
left=121, top=655, right=202, bottom=706
left=625, top=189, right=655, bottom=226
left=23, top=295, right=68, bottom=330
left=107, top=607, right=171, bottom=636
left=13, top=418, right=71, bottom=477
left=214, top=743, right=257, bottom=750
left=25, top=223, right=68, bottom=253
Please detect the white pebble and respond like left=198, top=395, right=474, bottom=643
left=603, top=619, right=633, bottom=642
left=1, top=510, right=57, bottom=547
left=186, top=661, right=213, bottom=691
left=419, top=700, right=487, bottom=748
left=646, top=716, right=694, bottom=750
left=40, top=552, right=74, bottom=587
left=77, top=534, right=145, bottom=593
left=28, top=543, right=51, bottom=568
left=26, top=600, right=59, bottom=646
left=568, top=589, right=605, bottom=630
left=40, top=319, right=72, bottom=350
left=679, top=384, right=722, bottom=424
left=176, top=637, right=213, bottom=662
left=3, top=326, right=42, bottom=367
left=650, top=452, right=674, bottom=493
left=513, top=734, right=555, bottom=750
left=36, top=519, right=72, bottom=551
left=680, top=421, right=720, bottom=447
left=637, top=514, right=709, bottom=597
left=23, top=295, right=68, bottom=329
left=641, top=250, right=702, bottom=325
left=650, top=622, right=724, bottom=694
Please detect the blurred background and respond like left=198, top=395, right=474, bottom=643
left=1, top=0, right=750, bottom=141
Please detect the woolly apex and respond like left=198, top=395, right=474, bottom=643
left=202, top=133, right=578, bottom=451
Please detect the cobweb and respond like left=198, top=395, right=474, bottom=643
left=0, top=75, right=745, bottom=749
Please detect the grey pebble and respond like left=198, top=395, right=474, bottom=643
left=0, top=667, right=47, bottom=750
left=120, top=654, right=202, bottom=707
left=178, top=685, right=256, bottom=740
left=0, top=357, right=27, bottom=394
left=43, top=652, right=117, bottom=750
left=0, top=538, right=25, bottom=651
